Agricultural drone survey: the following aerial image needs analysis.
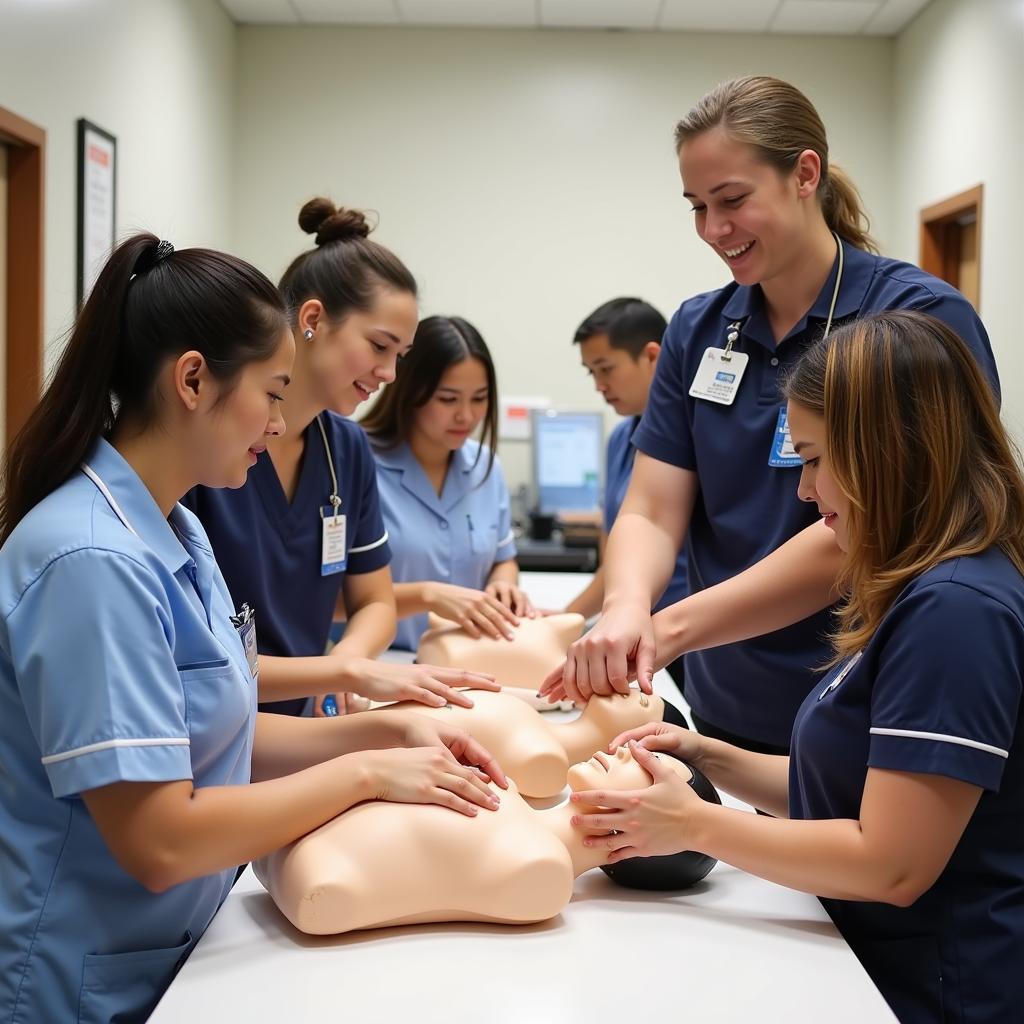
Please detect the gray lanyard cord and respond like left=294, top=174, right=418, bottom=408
left=315, top=414, right=342, bottom=518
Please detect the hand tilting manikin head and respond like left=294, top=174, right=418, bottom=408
left=256, top=744, right=717, bottom=936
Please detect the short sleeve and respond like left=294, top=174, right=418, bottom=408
left=631, top=314, right=697, bottom=470
left=493, top=458, right=517, bottom=562
left=6, top=549, right=193, bottom=798
left=345, top=428, right=392, bottom=574
left=868, top=582, right=1023, bottom=791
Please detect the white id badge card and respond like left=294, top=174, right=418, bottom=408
left=238, top=618, right=259, bottom=680
left=769, top=407, right=803, bottom=468
left=688, top=348, right=749, bottom=405
left=321, top=507, right=347, bottom=576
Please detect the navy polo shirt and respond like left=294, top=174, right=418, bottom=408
left=633, top=240, right=999, bottom=746
left=790, top=548, right=1024, bottom=1023
left=183, top=413, right=391, bottom=715
left=606, top=417, right=688, bottom=612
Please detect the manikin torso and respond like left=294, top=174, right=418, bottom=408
left=255, top=746, right=691, bottom=935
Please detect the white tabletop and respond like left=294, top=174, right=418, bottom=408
left=150, top=572, right=895, bottom=1022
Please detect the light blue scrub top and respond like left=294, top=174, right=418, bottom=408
left=372, top=439, right=517, bottom=651
left=0, top=439, right=257, bottom=1024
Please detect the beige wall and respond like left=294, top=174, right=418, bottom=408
left=0, top=0, right=237, bottom=368
left=233, top=25, right=895, bottom=493
left=892, top=0, right=1024, bottom=435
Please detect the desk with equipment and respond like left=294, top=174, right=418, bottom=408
left=150, top=572, right=894, bottom=1024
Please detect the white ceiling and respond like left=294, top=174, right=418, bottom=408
left=219, top=0, right=932, bottom=36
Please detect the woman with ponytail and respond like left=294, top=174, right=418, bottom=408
left=547, top=76, right=999, bottom=759
left=0, top=236, right=506, bottom=1023
left=185, top=198, right=499, bottom=717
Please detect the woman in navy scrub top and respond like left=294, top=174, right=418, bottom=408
left=360, top=316, right=534, bottom=651
left=185, top=200, right=497, bottom=716
left=573, top=312, right=1024, bottom=1023
left=0, top=235, right=507, bottom=1024
left=546, top=76, right=998, bottom=754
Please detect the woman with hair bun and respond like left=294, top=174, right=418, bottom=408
left=185, top=199, right=498, bottom=716
left=546, top=76, right=999, bottom=759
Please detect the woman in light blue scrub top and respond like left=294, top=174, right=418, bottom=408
left=0, top=236, right=507, bottom=1024
left=361, top=316, right=534, bottom=651
left=574, top=312, right=1024, bottom=1023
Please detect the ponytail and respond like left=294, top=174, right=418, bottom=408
left=821, top=164, right=879, bottom=255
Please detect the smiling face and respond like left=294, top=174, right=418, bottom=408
left=567, top=744, right=691, bottom=795
left=578, top=333, right=657, bottom=417
left=788, top=398, right=850, bottom=551
left=411, top=356, right=490, bottom=454
left=305, top=287, right=419, bottom=416
left=680, top=126, right=820, bottom=290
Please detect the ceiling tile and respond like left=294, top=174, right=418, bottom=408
left=771, top=0, right=879, bottom=34
left=861, top=0, right=931, bottom=35
left=220, top=0, right=301, bottom=23
left=540, top=0, right=663, bottom=30
left=396, top=0, right=536, bottom=27
left=293, top=0, right=401, bottom=24
left=658, top=0, right=776, bottom=32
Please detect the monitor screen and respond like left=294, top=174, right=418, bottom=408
left=531, top=410, right=604, bottom=515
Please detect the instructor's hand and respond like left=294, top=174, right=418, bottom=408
left=424, top=582, right=519, bottom=641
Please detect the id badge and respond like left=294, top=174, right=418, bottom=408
left=238, top=617, right=259, bottom=680
left=321, top=506, right=347, bottom=576
left=769, top=407, right=802, bottom=468
left=689, top=348, right=749, bottom=405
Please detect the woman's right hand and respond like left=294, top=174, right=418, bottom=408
left=359, top=746, right=501, bottom=817
left=538, top=601, right=656, bottom=704
left=424, top=582, right=519, bottom=641
left=607, top=722, right=702, bottom=765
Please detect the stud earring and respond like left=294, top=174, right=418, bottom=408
left=303, top=328, right=314, bottom=341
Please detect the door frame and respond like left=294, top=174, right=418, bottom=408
left=0, top=106, right=45, bottom=446
left=919, top=184, right=983, bottom=311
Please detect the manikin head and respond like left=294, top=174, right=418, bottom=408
left=568, top=745, right=721, bottom=891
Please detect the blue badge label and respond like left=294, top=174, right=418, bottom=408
left=769, top=407, right=803, bottom=468
left=715, top=371, right=736, bottom=383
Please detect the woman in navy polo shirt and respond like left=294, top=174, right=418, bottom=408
left=574, top=311, right=1024, bottom=1023
left=360, top=316, right=534, bottom=651
left=548, top=76, right=998, bottom=755
left=185, top=200, right=496, bottom=715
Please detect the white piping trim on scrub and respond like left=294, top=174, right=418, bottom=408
left=81, top=464, right=138, bottom=536
left=347, top=531, right=389, bottom=555
left=497, top=530, right=516, bottom=547
left=869, top=727, right=1008, bottom=759
left=41, top=736, right=190, bottom=766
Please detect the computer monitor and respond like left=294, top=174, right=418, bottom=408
left=530, top=409, right=604, bottom=515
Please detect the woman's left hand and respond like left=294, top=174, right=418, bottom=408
left=569, top=742, right=700, bottom=862
left=398, top=713, right=509, bottom=790
left=485, top=580, right=537, bottom=618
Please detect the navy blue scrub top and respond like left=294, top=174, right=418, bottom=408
left=183, top=413, right=391, bottom=715
left=633, top=240, right=1000, bottom=746
left=789, top=548, right=1024, bottom=1023
left=605, top=416, right=688, bottom=612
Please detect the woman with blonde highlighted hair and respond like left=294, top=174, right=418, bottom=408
left=575, top=311, right=1024, bottom=1022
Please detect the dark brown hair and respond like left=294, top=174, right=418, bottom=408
left=0, top=233, right=287, bottom=544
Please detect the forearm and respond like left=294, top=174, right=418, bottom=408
left=393, top=581, right=433, bottom=619
left=565, top=565, right=605, bottom=618
left=691, top=737, right=791, bottom=818
left=653, top=520, right=844, bottom=666
left=691, top=805, right=911, bottom=904
left=332, top=599, right=395, bottom=658
left=603, top=512, right=679, bottom=610
left=486, top=559, right=518, bottom=587
left=256, top=654, right=341, bottom=703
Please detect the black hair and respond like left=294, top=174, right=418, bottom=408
left=574, top=297, right=666, bottom=359
left=0, top=233, right=288, bottom=545
left=278, top=198, right=417, bottom=323
left=360, top=315, right=499, bottom=478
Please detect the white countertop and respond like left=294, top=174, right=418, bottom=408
left=150, top=572, right=895, bottom=1023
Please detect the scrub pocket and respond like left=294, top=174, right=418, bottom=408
left=179, top=660, right=250, bottom=769
left=849, top=932, right=945, bottom=1023
left=78, top=930, right=193, bottom=1024
left=470, top=522, right=497, bottom=556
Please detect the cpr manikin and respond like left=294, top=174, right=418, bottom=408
left=372, top=687, right=679, bottom=798
left=255, top=745, right=715, bottom=935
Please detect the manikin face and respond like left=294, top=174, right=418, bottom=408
left=412, top=357, right=490, bottom=453
left=567, top=743, right=691, bottom=795
left=202, top=327, right=295, bottom=489
left=307, top=288, right=419, bottom=416
left=788, top=399, right=850, bottom=551
left=578, top=333, right=658, bottom=417
left=680, top=126, right=817, bottom=290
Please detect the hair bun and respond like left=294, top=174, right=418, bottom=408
left=298, top=197, right=371, bottom=245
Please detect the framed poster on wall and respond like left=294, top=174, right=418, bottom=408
left=76, top=118, right=117, bottom=307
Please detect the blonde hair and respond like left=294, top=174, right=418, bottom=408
left=675, top=76, right=879, bottom=254
left=784, top=311, right=1024, bottom=661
